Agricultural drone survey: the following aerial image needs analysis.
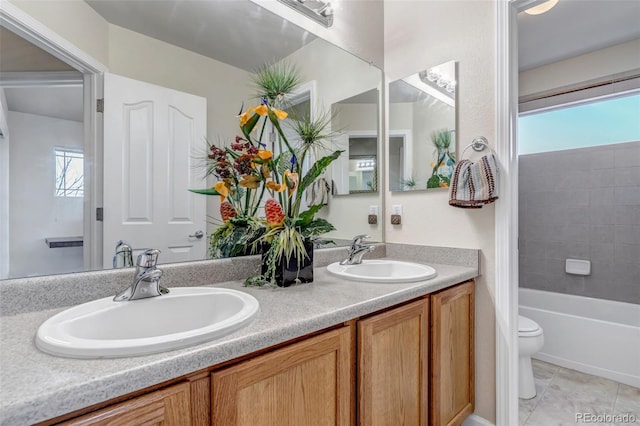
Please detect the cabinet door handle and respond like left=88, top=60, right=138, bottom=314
left=189, top=230, right=204, bottom=239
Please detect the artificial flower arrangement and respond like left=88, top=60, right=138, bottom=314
left=191, top=63, right=342, bottom=287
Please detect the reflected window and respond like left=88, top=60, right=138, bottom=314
left=55, top=149, right=84, bottom=197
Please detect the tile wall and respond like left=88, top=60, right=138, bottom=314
left=519, top=141, right=640, bottom=304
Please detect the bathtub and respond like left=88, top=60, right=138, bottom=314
left=519, top=288, right=640, bottom=388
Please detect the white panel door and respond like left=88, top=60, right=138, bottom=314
left=103, top=73, right=206, bottom=267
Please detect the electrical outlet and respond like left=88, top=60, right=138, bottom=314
left=392, top=204, right=403, bottom=215
left=369, top=205, right=379, bottom=215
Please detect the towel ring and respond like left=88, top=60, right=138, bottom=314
left=461, top=136, right=492, bottom=159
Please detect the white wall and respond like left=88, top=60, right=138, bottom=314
left=385, top=1, right=496, bottom=422
left=8, top=111, right=84, bottom=277
left=0, top=89, right=9, bottom=279
left=520, top=38, right=640, bottom=97
left=7, top=0, right=110, bottom=65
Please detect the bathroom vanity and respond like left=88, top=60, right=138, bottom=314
left=0, top=245, right=478, bottom=426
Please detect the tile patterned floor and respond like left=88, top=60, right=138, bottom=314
left=520, top=360, right=640, bottom=426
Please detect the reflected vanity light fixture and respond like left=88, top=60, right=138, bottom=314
left=524, top=0, right=559, bottom=15
left=278, top=0, right=334, bottom=27
left=419, top=68, right=457, bottom=94
left=357, top=160, right=375, bottom=171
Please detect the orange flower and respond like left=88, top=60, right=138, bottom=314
left=213, top=181, right=229, bottom=202
left=254, top=105, right=288, bottom=120
left=257, top=149, right=273, bottom=160
left=284, top=170, right=298, bottom=196
left=272, top=108, right=288, bottom=120
left=266, top=181, right=286, bottom=192
left=254, top=104, right=269, bottom=116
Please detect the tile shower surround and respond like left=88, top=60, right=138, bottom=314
left=519, top=141, right=640, bottom=304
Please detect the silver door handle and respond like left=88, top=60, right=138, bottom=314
left=189, top=230, right=204, bottom=239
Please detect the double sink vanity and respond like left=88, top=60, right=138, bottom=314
left=0, top=243, right=478, bottom=425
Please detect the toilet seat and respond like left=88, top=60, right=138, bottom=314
left=518, top=315, right=542, bottom=337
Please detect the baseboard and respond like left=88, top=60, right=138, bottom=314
left=462, top=414, right=495, bottom=426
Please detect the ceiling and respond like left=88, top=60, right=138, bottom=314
left=4, top=87, right=84, bottom=122
left=85, top=0, right=317, bottom=72
left=3, top=0, right=638, bottom=122
left=518, top=0, right=640, bottom=71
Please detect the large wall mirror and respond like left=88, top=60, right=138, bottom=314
left=0, top=0, right=383, bottom=280
left=388, top=61, right=457, bottom=192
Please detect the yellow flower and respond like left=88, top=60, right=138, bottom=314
left=213, top=181, right=229, bottom=202
left=257, top=149, right=273, bottom=160
left=266, top=181, right=286, bottom=192
left=254, top=105, right=288, bottom=120
left=239, top=174, right=260, bottom=189
left=238, top=105, right=253, bottom=127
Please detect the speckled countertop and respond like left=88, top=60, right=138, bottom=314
left=0, top=244, right=478, bottom=425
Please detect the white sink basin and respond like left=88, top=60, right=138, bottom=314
left=327, top=259, right=437, bottom=283
left=35, top=287, right=259, bottom=359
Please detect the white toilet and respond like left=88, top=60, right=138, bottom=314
left=518, top=315, right=544, bottom=399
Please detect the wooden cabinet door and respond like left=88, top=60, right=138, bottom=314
left=358, top=298, right=430, bottom=426
left=60, top=382, right=191, bottom=426
left=430, top=280, right=475, bottom=426
left=211, top=326, right=353, bottom=426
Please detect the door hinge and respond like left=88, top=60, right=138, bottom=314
left=96, top=98, right=104, bottom=113
left=96, top=207, right=103, bottom=221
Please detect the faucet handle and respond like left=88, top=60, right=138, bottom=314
left=113, top=240, right=133, bottom=268
left=136, top=249, right=161, bottom=268
left=351, top=234, right=371, bottom=248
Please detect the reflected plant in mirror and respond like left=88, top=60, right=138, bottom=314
left=388, top=61, right=457, bottom=192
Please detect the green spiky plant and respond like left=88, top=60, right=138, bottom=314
left=427, top=129, right=456, bottom=189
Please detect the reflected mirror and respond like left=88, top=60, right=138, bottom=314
left=388, top=61, right=457, bottom=192
left=330, top=88, right=380, bottom=195
left=0, top=0, right=383, bottom=280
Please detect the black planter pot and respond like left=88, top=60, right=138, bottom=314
left=261, top=238, right=314, bottom=287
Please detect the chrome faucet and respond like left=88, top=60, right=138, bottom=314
left=114, top=249, right=168, bottom=301
left=113, top=240, right=133, bottom=269
left=340, top=234, right=375, bottom=265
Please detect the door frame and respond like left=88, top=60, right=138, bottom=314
left=0, top=2, right=107, bottom=271
left=495, top=1, right=542, bottom=424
